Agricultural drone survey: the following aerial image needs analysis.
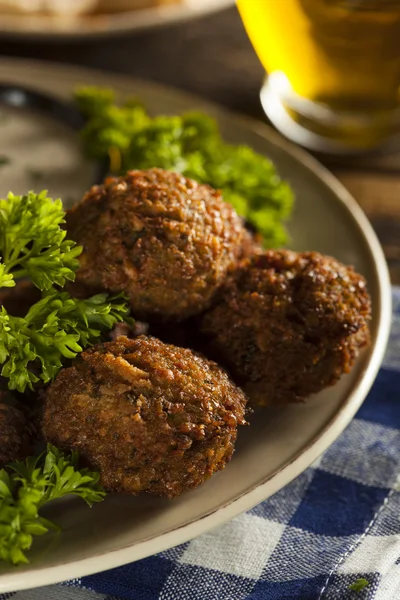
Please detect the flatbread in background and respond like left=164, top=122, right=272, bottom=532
left=0, top=0, right=97, bottom=15
left=0, top=0, right=179, bottom=15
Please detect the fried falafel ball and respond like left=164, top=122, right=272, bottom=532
left=66, top=168, right=254, bottom=321
left=41, top=335, right=248, bottom=498
left=0, top=391, right=35, bottom=468
left=200, top=250, right=371, bottom=407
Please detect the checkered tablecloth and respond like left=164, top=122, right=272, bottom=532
left=4, top=289, right=400, bottom=600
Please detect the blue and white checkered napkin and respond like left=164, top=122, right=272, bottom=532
left=5, top=289, right=400, bottom=600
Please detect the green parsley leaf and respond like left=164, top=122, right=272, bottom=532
left=0, top=444, right=105, bottom=565
left=74, top=85, right=116, bottom=118
left=0, top=190, right=81, bottom=290
left=74, top=87, right=294, bottom=248
left=349, top=578, right=370, bottom=592
left=0, top=189, right=131, bottom=392
left=0, top=264, right=15, bottom=288
left=0, top=289, right=130, bottom=393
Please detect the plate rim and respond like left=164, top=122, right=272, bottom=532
left=0, top=57, right=392, bottom=593
left=0, top=0, right=234, bottom=40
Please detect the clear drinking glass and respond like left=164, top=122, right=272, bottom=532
left=237, top=0, right=400, bottom=153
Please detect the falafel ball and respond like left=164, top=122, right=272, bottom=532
left=66, top=168, right=253, bottom=321
left=41, top=335, right=248, bottom=498
left=0, top=391, right=35, bottom=467
left=200, top=250, right=371, bottom=406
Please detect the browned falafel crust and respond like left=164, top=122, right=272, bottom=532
left=0, top=392, right=35, bottom=468
left=66, top=168, right=252, bottom=321
left=200, top=250, right=371, bottom=406
left=41, top=335, right=248, bottom=498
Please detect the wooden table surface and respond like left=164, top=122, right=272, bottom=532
left=1, top=5, right=399, bottom=282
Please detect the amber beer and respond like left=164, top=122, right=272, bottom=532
left=237, top=0, right=400, bottom=152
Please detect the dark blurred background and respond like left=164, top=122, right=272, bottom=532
left=0, top=7, right=264, bottom=118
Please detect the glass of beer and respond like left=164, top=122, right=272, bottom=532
left=237, top=0, right=400, bottom=153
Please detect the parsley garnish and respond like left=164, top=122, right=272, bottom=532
left=0, top=190, right=130, bottom=392
left=74, top=86, right=294, bottom=248
left=0, top=190, right=81, bottom=291
left=0, top=444, right=105, bottom=565
left=349, top=578, right=369, bottom=592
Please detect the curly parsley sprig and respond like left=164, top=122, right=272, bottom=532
left=74, top=86, right=294, bottom=248
left=0, top=191, right=81, bottom=290
left=0, top=444, right=105, bottom=565
left=0, top=190, right=131, bottom=392
left=0, top=290, right=129, bottom=392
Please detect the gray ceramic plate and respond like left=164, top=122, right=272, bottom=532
left=0, top=0, right=234, bottom=40
left=0, top=58, right=391, bottom=593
